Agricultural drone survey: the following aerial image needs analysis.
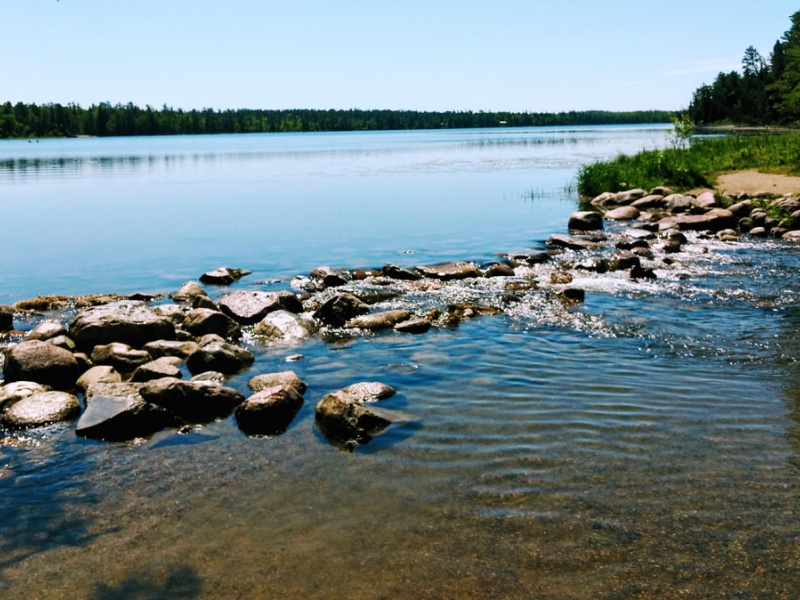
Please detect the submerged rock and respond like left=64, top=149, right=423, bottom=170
left=76, top=392, right=181, bottom=442
left=315, top=388, right=395, bottom=450
left=341, top=382, right=396, bottom=403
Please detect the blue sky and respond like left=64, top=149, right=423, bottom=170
left=1, top=1, right=794, bottom=112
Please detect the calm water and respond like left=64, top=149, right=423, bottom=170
left=2, top=126, right=800, bottom=599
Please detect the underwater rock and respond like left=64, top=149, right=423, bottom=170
left=235, top=385, right=304, bottom=436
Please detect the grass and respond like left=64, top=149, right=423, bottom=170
left=577, top=133, right=800, bottom=198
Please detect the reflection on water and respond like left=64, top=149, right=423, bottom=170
left=2, top=125, right=800, bottom=597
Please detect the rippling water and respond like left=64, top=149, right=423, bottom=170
left=2, top=126, right=800, bottom=598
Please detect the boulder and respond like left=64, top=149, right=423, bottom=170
left=604, top=206, right=640, bottom=221
left=394, top=318, right=432, bottom=334
left=172, top=281, right=208, bottom=303
left=3, top=340, right=80, bottom=389
left=199, top=267, right=252, bottom=286
left=727, top=200, right=753, bottom=219
left=657, top=209, right=734, bottom=233
left=309, top=266, right=349, bottom=289
left=143, top=339, right=200, bottom=360
left=590, top=192, right=618, bottom=209
left=235, top=385, right=304, bottom=436
left=0, top=381, right=50, bottom=411
left=416, top=262, right=482, bottom=280
left=483, top=263, right=516, bottom=278
left=47, top=335, right=76, bottom=352
left=253, top=310, right=318, bottom=342
left=130, top=358, right=183, bottom=382
left=341, top=382, right=396, bottom=403
left=69, top=300, right=176, bottom=350
left=631, top=195, right=666, bottom=210
left=346, top=310, right=412, bottom=331
left=692, top=191, right=717, bottom=211
left=90, top=342, right=152, bottom=373
left=615, top=189, right=647, bottom=204
left=76, top=365, right=122, bottom=391
left=218, top=290, right=303, bottom=325
left=663, top=194, right=693, bottom=213
left=1, top=391, right=80, bottom=429
left=650, top=186, right=673, bottom=196
left=139, top=377, right=245, bottom=423
left=152, top=304, right=189, bottom=325
left=546, top=234, right=600, bottom=251
left=186, top=341, right=254, bottom=375
left=248, top=371, right=307, bottom=396
left=567, top=211, right=603, bottom=231
left=315, top=389, right=395, bottom=450
left=313, top=293, right=370, bottom=328
left=76, top=391, right=181, bottom=442
left=0, top=305, right=13, bottom=332
left=25, top=321, right=67, bottom=341
left=182, top=308, right=241, bottom=339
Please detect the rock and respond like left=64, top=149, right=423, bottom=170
left=604, top=206, right=640, bottom=220
left=650, top=186, right=673, bottom=196
left=346, top=310, right=412, bottom=331
left=253, top=310, right=318, bottom=342
left=182, top=308, right=241, bottom=339
left=341, top=382, right=396, bottom=403
left=738, top=217, right=755, bottom=232
left=692, top=191, right=717, bottom=211
left=507, top=252, right=550, bottom=266
left=191, top=295, right=218, bottom=311
left=190, top=371, right=227, bottom=384
left=749, top=226, right=768, bottom=237
left=567, top=211, right=603, bottom=231
left=1, top=391, right=80, bottom=429
left=47, top=335, right=76, bottom=352
left=199, top=267, right=252, bottom=286
left=14, top=295, right=71, bottom=312
left=609, top=252, right=641, bottom=272
left=25, top=321, right=67, bottom=341
left=140, top=377, right=245, bottom=423
left=248, top=371, right=307, bottom=396
left=783, top=230, right=800, bottom=241
left=727, top=200, right=753, bottom=219
left=663, top=194, right=693, bottom=213
left=130, top=357, right=183, bottom=382
left=550, top=271, right=574, bottom=284
left=152, top=304, right=188, bottom=325
left=630, top=265, right=657, bottom=280
left=235, top=385, right=304, bottom=436
left=416, top=262, right=482, bottom=280
left=631, top=195, right=665, bottom=210
left=546, top=234, right=600, bottom=251
left=186, top=341, right=254, bottom=375
left=143, top=339, right=200, bottom=360
left=0, top=305, right=13, bottom=332
left=716, top=229, right=740, bottom=241
left=349, top=289, right=402, bottom=304
left=69, top=300, right=176, bottom=351
left=309, top=266, right=349, bottom=288
left=483, top=263, right=516, bottom=278
left=218, top=290, right=302, bottom=325
left=657, top=209, right=734, bottom=233
left=172, top=281, right=208, bottom=303
left=559, top=288, right=585, bottom=304
left=615, top=189, right=647, bottom=204
left=76, top=366, right=122, bottom=391
left=315, top=389, right=395, bottom=450
left=615, top=236, right=650, bottom=251
left=381, top=264, right=421, bottom=281
left=394, top=318, right=432, bottom=334
left=76, top=390, right=181, bottom=442
left=575, top=257, right=609, bottom=273
left=0, top=381, right=49, bottom=411
left=90, top=342, right=152, bottom=373
left=313, top=293, right=370, bottom=328
left=3, top=340, right=80, bottom=390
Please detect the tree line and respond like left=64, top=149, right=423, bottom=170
left=0, top=102, right=674, bottom=140
left=688, top=10, right=800, bottom=125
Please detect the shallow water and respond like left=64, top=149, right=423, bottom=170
left=2, top=126, right=800, bottom=598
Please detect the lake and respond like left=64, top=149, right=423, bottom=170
left=1, top=125, right=800, bottom=598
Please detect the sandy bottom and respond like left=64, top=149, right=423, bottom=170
left=713, top=169, right=800, bottom=196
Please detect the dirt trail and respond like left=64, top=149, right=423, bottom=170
left=714, top=170, right=800, bottom=196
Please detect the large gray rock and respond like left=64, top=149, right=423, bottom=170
left=1, top=391, right=80, bottom=429
left=657, top=209, right=735, bottom=233
left=3, top=340, right=80, bottom=390
left=182, top=308, right=241, bottom=339
left=313, top=293, right=370, bottom=328
left=567, top=211, right=603, bottom=231
left=0, top=381, right=50, bottom=411
left=25, top=321, right=68, bottom=341
left=218, top=290, right=303, bottom=325
left=235, top=385, right=304, bottom=436
left=76, top=389, right=181, bottom=442
left=139, top=377, right=244, bottom=423
left=604, top=206, right=640, bottom=221
left=315, top=388, right=395, bottom=450
left=90, top=342, right=152, bottom=373
left=186, top=341, right=254, bottom=375
left=69, top=301, right=176, bottom=350
left=172, top=281, right=208, bottom=303
left=253, top=310, right=317, bottom=342
left=248, top=371, right=307, bottom=396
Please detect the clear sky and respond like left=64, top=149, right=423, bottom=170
left=1, top=1, right=794, bottom=112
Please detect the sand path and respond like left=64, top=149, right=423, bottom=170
left=714, top=170, right=800, bottom=196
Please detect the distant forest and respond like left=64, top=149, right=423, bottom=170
left=0, top=103, right=674, bottom=139
left=689, top=10, right=800, bottom=125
